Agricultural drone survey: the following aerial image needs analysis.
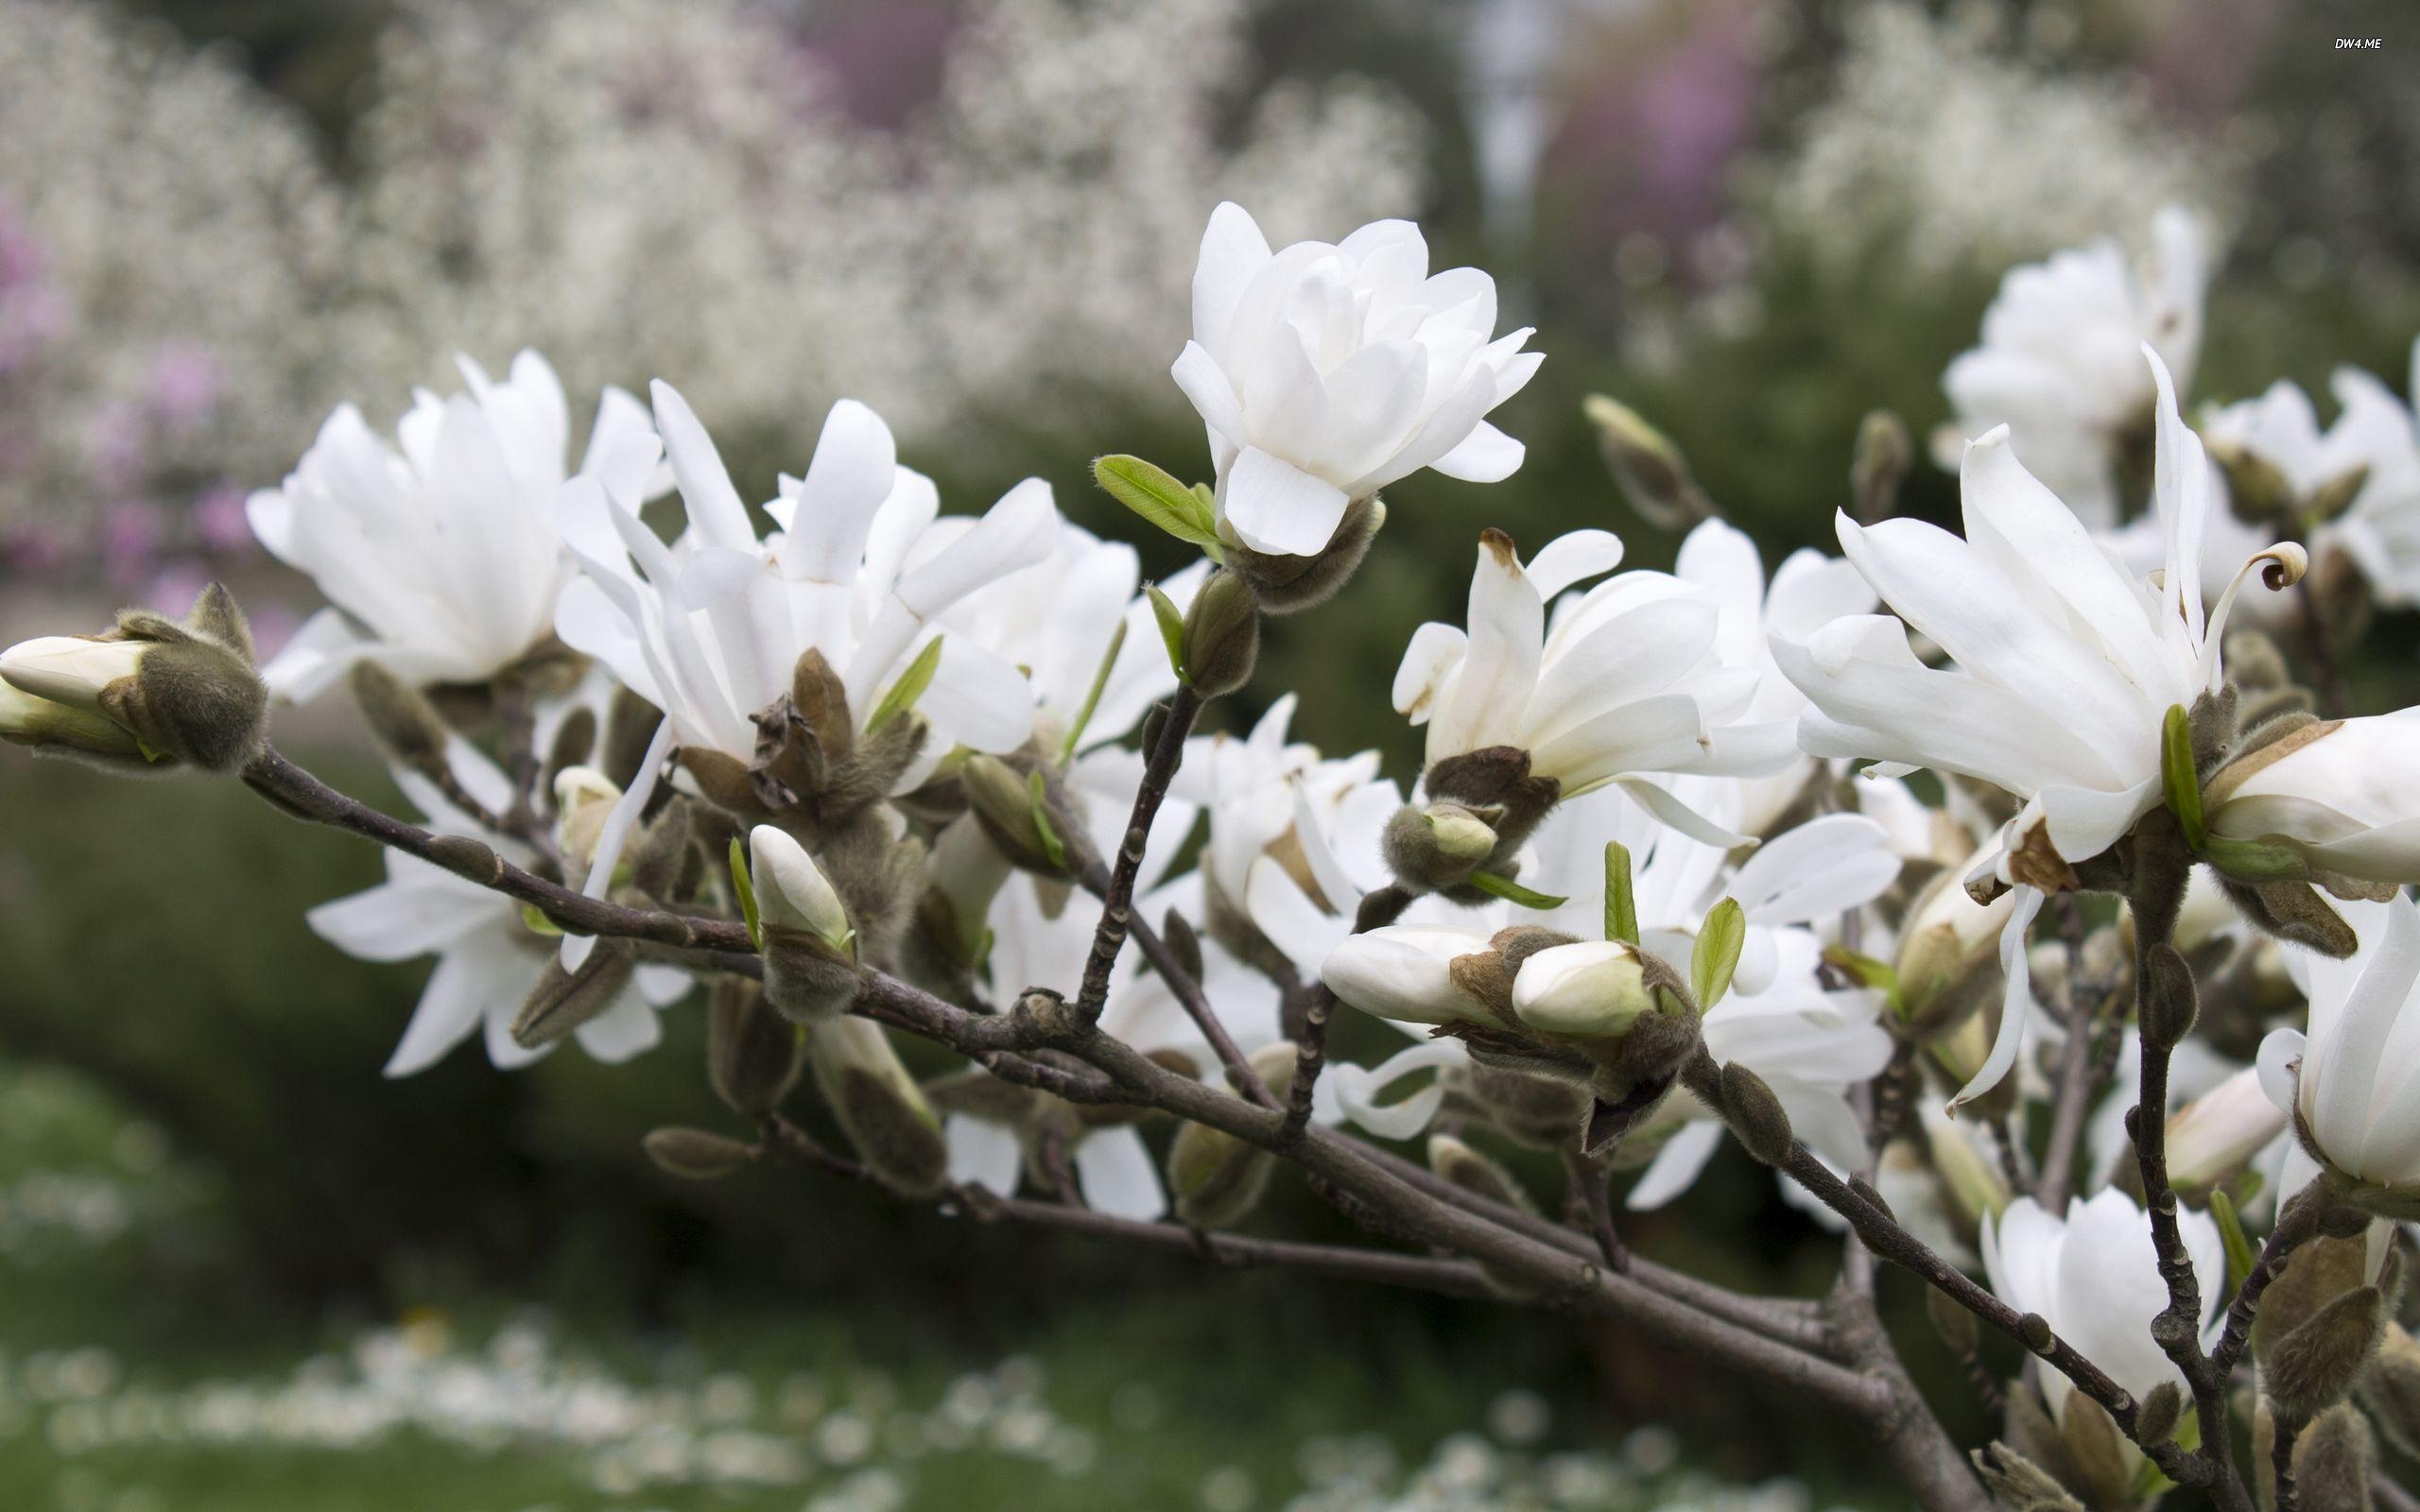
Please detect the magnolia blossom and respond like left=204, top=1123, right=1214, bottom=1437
left=1981, top=1191, right=2224, bottom=1426
left=1782, top=350, right=2286, bottom=890
left=750, top=825, right=851, bottom=949
left=305, top=744, right=689, bottom=1075
left=2258, top=896, right=2420, bottom=1211
left=1940, top=206, right=2207, bottom=529
left=1395, top=529, right=1800, bottom=845
left=1668, top=519, right=1876, bottom=835
left=2204, top=711, right=2420, bottom=884
left=945, top=871, right=1281, bottom=1220
left=552, top=384, right=1056, bottom=963
left=249, top=352, right=656, bottom=700
left=1170, top=202, right=1541, bottom=558
left=2204, top=355, right=2420, bottom=605
left=1172, top=695, right=1398, bottom=976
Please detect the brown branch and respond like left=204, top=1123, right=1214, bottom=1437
left=1074, top=686, right=1202, bottom=1029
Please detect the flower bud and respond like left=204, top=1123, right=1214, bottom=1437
left=2135, top=1381, right=2185, bottom=1447
left=1850, top=409, right=1911, bottom=524
left=643, top=1126, right=755, bottom=1180
left=511, top=940, right=637, bottom=1049
left=1969, top=1442, right=2083, bottom=1512
left=960, top=753, right=1069, bottom=876
left=1715, top=1062, right=1795, bottom=1167
left=2165, top=1066, right=2289, bottom=1194
left=1426, top=1132, right=1536, bottom=1213
left=2287, top=1403, right=2376, bottom=1512
left=2360, top=1322, right=2420, bottom=1458
left=2205, top=713, right=2420, bottom=885
left=1179, top=568, right=1258, bottom=697
left=346, top=660, right=452, bottom=776
left=807, top=1017, right=946, bottom=1196
left=2138, top=942, right=2200, bottom=1048
left=1893, top=863, right=2019, bottom=1034
left=2207, top=437, right=2298, bottom=523
left=0, top=677, right=148, bottom=765
left=1380, top=800, right=1501, bottom=895
left=1583, top=395, right=1703, bottom=528
left=1321, top=925, right=1500, bottom=1028
left=1165, top=1041, right=1294, bottom=1229
left=708, top=977, right=806, bottom=1118
left=2264, top=1281, right=2388, bottom=1421
left=1510, top=940, right=1652, bottom=1041
left=555, top=765, right=624, bottom=871
left=2, top=591, right=268, bottom=772
left=2255, top=1236, right=2377, bottom=1366
left=752, top=825, right=852, bottom=950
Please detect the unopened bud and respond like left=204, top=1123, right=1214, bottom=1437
left=2290, top=1402, right=2377, bottom=1512
left=643, top=1126, right=754, bottom=1180
left=2135, top=1381, right=2185, bottom=1447
left=512, top=941, right=637, bottom=1049
left=2, top=588, right=268, bottom=771
left=2306, top=463, right=2372, bottom=524
left=2264, top=1283, right=2388, bottom=1420
left=1893, top=863, right=2017, bottom=1034
left=1969, top=1442, right=2083, bottom=1512
left=347, top=661, right=452, bottom=774
left=808, top=1017, right=946, bottom=1196
left=708, top=977, right=806, bottom=1117
left=1851, top=409, right=1911, bottom=524
left=555, top=765, right=623, bottom=871
left=601, top=687, right=664, bottom=791
left=1717, top=1062, right=1795, bottom=1166
left=1511, top=940, right=1652, bottom=1041
left=2166, top=1066, right=2288, bottom=1194
left=2056, top=1396, right=2134, bottom=1510
left=2139, top=942, right=2200, bottom=1048
left=1426, top=1131, right=1537, bottom=1213
left=751, top=825, right=852, bottom=949
left=2017, top=1312, right=2055, bottom=1354
left=1180, top=568, right=1259, bottom=697
left=2208, top=438, right=2298, bottom=523
left=0, top=676, right=148, bottom=765
left=1463, top=1061, right=1592, bottom=1150
left=1166, top=1042, right=1294, bottom=1228
left=1584, top=395, right=1703, bottom=527
left=960, top=753, right=1068, bottom=876
left=1381, top=800, right=1500, bottom=895
left=2361, top=1322, right=2420, bottom=1458
left=544, top=706, right=597, bottom=791
left=2256, top=1236, right=2375, bottom=1365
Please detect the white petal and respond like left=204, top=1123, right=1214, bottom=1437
left=1219, top=446, right=1351, bottom=558
left=1074, top=1125, right=1167, bottom=1222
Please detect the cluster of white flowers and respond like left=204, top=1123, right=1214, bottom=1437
left=1762, top=1, right=2239, bottom=287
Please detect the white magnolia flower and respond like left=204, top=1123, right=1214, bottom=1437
left=1170, top=201, right=1541, bottom=557
left=552, top=383, right=1056, bottom=963
left=1321, top=921, right=1502, bottom=1030
left=749, top=825, right=851, bottom=949
left=1939, top=206, right=2208, bottom=529
left=1981, top=1190, right=2224, bottom=1427
left=1173, top=694, right=1397, bottom=977
left=250, top=352, right=656, bottom=700
left=2319, top=338, right=2420, bottom=606
left=1395, top=529, right=1801, bottom=845
left=2258, top=896, right=2420, bottom=1211
left=945, top=871, right=1281, bottom=1221
left=937, top=521, right=1202, bottom=757
left=305, top=744, right=689, bottom=1076
left=2204, top=710, right=2420, bottom=885
left=1668, top=518, right=1877, bottom=835
left=1781, top=348, right=2296, bottom=885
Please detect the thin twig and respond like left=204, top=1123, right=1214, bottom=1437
left=1278, top=883, right=1413, bottom=1145
left=1564, top=1149, right=1631, bottom=1274
left=1075, top=686, right=1202, bottom=1029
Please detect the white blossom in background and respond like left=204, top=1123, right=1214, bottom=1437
left=946, top=872, right=1280, bottom=1220
left=1980, top=1190, right=2224, bottom=1428
left=1395, top=529, right=1800, bottom=845
left=1765, top=3, right=2235, bottom=287
left=305, top=744, right=687, bottom=1076
left=2259, top=897, right=2420, bottom=1212
left=1938, top=208, right=2209, bottom=530
left=250, top=352, right=656, bottom=699
left=1171, top=203, right=1542, bottom=556
left=341, top=0, right=1426, bottom=457
left=0, top=0, right=342, bottom=550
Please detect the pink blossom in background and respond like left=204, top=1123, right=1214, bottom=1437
left=0, top=201, right=71, bottom=376
left=83, top=404, right=150, bottom=497
left=191, top=483, right=255, bottom=555
left=100, top=498, right=162, bottom=588
left=2, top=522, right=71, bottom=577
left=147, top=343, right=224, bottom=433
left=798, top=3, right=955, bottom=129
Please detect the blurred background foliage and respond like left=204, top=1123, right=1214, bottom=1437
left=2, top=0, right=2415, bottom=1504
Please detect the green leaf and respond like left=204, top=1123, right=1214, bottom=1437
left=1692, top=898, right=1747, bottom=1010
left=2210, top=1187, right=2256, bottom=1293
left=1094, top=455, right=1222, bottom=548
left=2161, top=703, right=2205, bottom=849
left=728, top=836, right=762, bottom=949
left=1028, top=769, right=1067, bottom=870
left=519, top=903, right=565, bottom=937
left=868, top=636, right=943, bottom=732
left=1146, top=583, right=1188, bottom=684
left=1060, top=620, right=1128, bottom=765
left=1469, top=870, right=1566, bottom=909
left=1603, top=841, right=1638, bottom=945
